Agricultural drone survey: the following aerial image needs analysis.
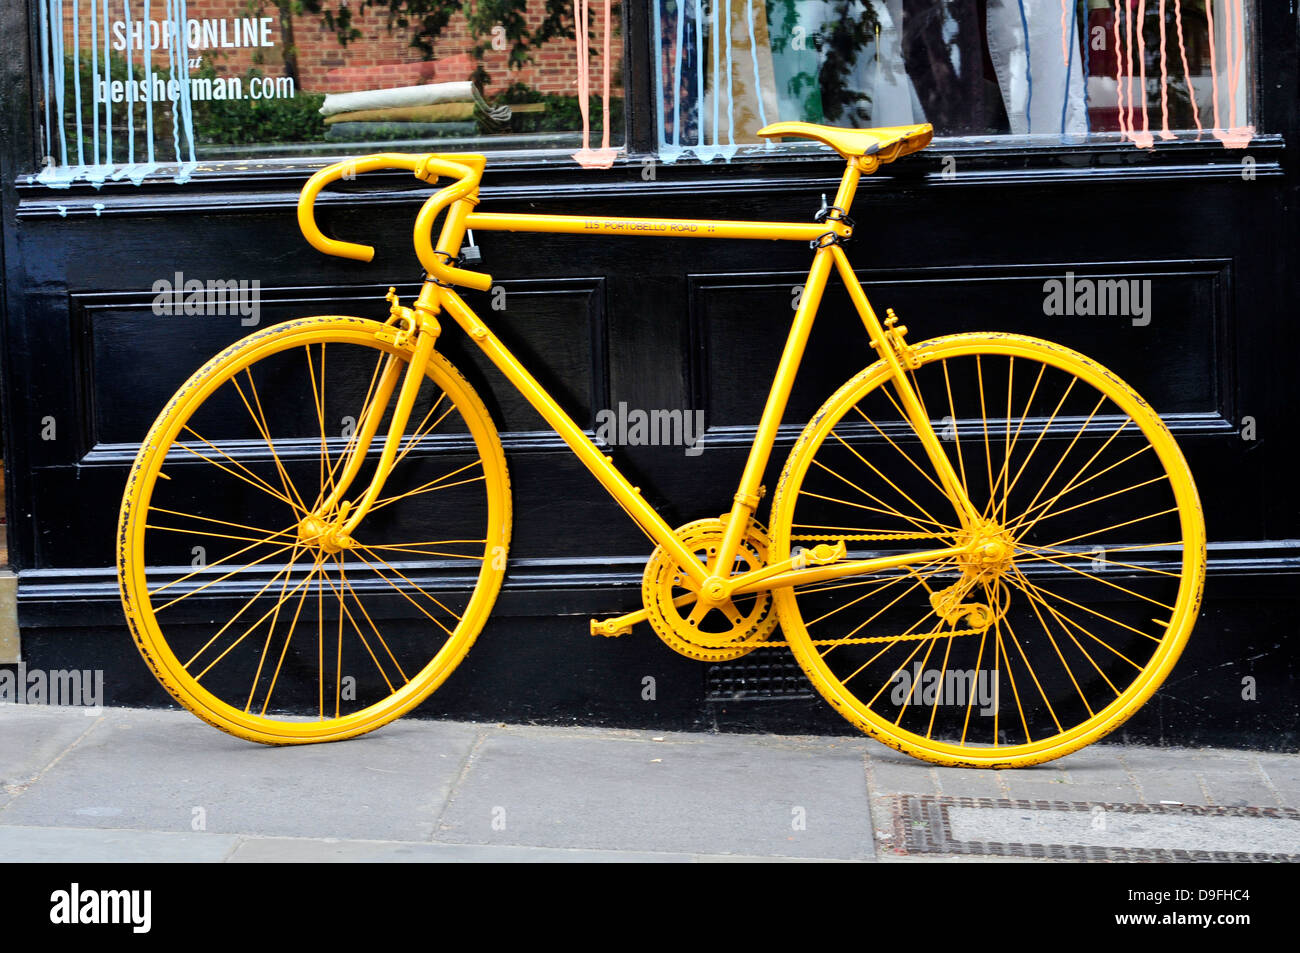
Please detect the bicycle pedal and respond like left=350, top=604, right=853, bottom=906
left=590, top=617, right=634, bottom=638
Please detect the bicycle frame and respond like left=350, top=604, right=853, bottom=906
left=300, top=154, right=984, bottom=612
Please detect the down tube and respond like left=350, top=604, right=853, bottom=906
left=437, top=288, right=709, bottom=583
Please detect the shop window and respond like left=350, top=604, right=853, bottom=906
left=31, top=1, right=1258, bottom=181
left=651, top=0, right=1255, bottom=161
left=34, top=0, right=624, bottom=184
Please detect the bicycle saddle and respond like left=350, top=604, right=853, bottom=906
left=756, top=121, right=933, bottom=164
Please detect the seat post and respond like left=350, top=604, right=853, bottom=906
left=830, top=160, right=862, bottom=218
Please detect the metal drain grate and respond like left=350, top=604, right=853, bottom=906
left=888, top=795, right=1300, bottom=862
left=705, top=656, right=814, bottom=701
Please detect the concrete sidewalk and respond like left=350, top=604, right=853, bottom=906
left=1, top=705, right=1297, bottom=862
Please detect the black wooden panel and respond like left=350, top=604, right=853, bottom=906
left=693, top=261, right=1232, bottom=434
left=77, top=277, right=606, bottom=454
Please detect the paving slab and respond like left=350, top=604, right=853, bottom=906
left=997, top=766, right=1072, bottom=796
left=1052, top=744, right=1129, bottom=772
left=0, top=705, right=103, bottom=806
left=932, top=770, right=1006, bottom=799
left=1007, top=781, right=1144, bottom=804
left=0, top=825, right=241, bottom=862
left=1197, top=776, right=1280, bottom=808
left=1113, top=748, right=1212, bottom=804
left=0, top=707, right=481, bottom=841
left=866, top=753, right=942, bottom=796
left=433, top=726, right=876, bottom=860
left=1256, top=754, right=1300, bottom=805
left=944, top=803, right=1300, bottom=855
left=225, top=836, right=695, bottom=863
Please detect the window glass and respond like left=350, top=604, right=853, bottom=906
left=36, top=0, right=624, bottom=185
left=652, top=0, right=1255, bottom=161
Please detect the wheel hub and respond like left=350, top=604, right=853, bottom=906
left=957, top=521, right=1016, bottom=581
left=297, top=513, right=355, bottom=554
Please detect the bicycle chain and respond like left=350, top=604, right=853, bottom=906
left=790, top=531, right=948, bottom=543
left=756, top=627, right=984, bottom=648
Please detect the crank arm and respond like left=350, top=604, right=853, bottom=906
left=590, top=591, right=697, bottom=637
left=591, top=609, right=647, bottom=638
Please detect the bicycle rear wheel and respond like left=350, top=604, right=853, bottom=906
left=769, top=333, right=1204, bottom=767
left=118, top=316, right=511, bottom=744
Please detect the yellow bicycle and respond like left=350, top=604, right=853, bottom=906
left=117, top=122, right=1205, bottom=767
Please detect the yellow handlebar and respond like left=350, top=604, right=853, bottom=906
left=297, top=152, right=493, bottom=293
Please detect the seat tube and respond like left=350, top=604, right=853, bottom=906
left=709, top=249, right=835, bottom=576
left=709, top=161, right=862, bottom=577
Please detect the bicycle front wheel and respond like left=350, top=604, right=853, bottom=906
left=769, top=333, right=1204, bottom=767
left=118, top=316, right=511, bottom=744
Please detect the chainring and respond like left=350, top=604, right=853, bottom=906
left=642, top=517, right=780, bottom=661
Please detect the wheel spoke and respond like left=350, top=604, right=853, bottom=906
left=258, top=554, right=326, bottom=715
left=816, top=434, right=948, bottom=532
left=311, top=348, right=392, bottom=513
left=122, top=323, right=506, bottom=739
left=1015, top=549, right=1176, bottom=611
left=798, top=488, right=950, bottom=533
left=350, top=546, right=461, bottom=638
left=232, top=371, right=310, bottom=517
left=366, top=462, right=486, bottom=514
left=940, top=359, right=970, bottom=501
left=306, top=343, right=336, bottom=503
left=1007, top=443, right=1155, bottom=537
left=849, top=404, right=950, bottom=502
left=192, top=551, right=319, bottom=682
left=774, top=341, right=1199, bottom=762
left=149, top=507, right=283, bottom=538
left=1009, top=569, right=1154, bottom=661
left=176, top=426, right=303, bottom=513
left=153, top=537, right=298, bottom=611
left=1007, top=569, right=1129, bottom=694
left=185, top=545, right=304, bottom=672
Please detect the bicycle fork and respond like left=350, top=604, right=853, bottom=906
left=298, top=283, right=445, bottom=552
